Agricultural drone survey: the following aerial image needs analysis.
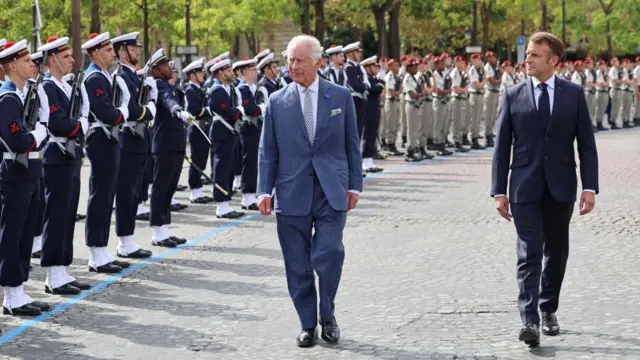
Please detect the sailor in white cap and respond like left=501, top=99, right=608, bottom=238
left=183, top=57, right=213, bottom=204
left=343, top=42, right=371, bottom=152
left=207, top=58, right=246, bottom=219
left=81, top=32, right=133, bottom=273
left=36, top=35, right=91, bottom=295
left=146, top=49, right=190, bottom=247
left=360, top=55, right=385, bottom=173
left=203, top=52, right=230, bottom=90
left=278, top=50, right=293, bottom=88
left=323, top=44, right=346, bottom=86
left=235, top=57, right=267, bottom=211
left=111, top=31, right=158, bottom=260
left=0, top=39, right=51, bottom=316
left=257, top=53, right=280, bottom=96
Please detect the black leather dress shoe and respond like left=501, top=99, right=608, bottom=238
left=69, top=281, right=91, bottom=290
left=170, top=204, right=182, bottom=211
left=89, top=263, right=122, bottom=273
left=190, top=197, right=209, bottom=204
left=519, top=324, right=540, bottom=346
left=203, top=196, right=214, bottom=202
left=3, top=303, right=42, bottom=316
left=176, top=185, right=188, bottom=191
left=45, top=283, right=80, bottom=295
left=201, top=177, right=213, bottom=185
left=117, top=248, right=152, bottom=259
left=30, top=300, right=52, bottom=312
left=152, top=238, right=177, bottom=248
left=31, top=250, right=41, bottom=259
left=76, top=213, right=86, bottom=221
left=216, top=211, right=245, bottom=219
left=135, top=213, right=150, bottom=221
left=241, top=203, right=259, bottom=211
left=170, top=236, right=187, bottom=245
left=296, top=328, right=317, bottom=348
left=541, top=312, right=560, bottom=335
left=111, top=260, right=130, bottom=269
left=321, top=319, right=340, bottom=344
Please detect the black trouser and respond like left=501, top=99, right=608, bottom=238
left=240, top=123, right=261, bottom=194
left=211, top=136, right=238, bottom=202
left=150, top=153, right=184, bottom=227
left=511, top=185, right=574, bottom=326
left=362, top=106, right=381, bottom=159
left=353, top=97, right=366, bottom=140
left=115, top=152, right=147, bottom=236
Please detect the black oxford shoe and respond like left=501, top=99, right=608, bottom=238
left=89, top=263, right=122, bottom=274
left=111, top=260, right=130, bottom=269
left=30, top=300, right=52, bottom=312
left=190, top=197, right=209, bottom=204
left=135, top=213, right=150, bottom=221
left=117, top=248, right=152, bottom=259
left=3, top=303, right=42, bottom=316
left=69, top=280, right=91, bottom=290
left=45, top=283, right=80, bottom=295
left=76, top=213, right=86, bottom=221
left=541, top=312, right=560, bottom=336
left=152, top=238, right=177, bottom=248
left=241, top=203, right=259, bottom=211
left=321, top=319, right=340, bottom=344
left=170, top=236, right=187, bottom=245
left=519, top=324, right=540, bottom=346
left=31, top=250, right=41, bottom=259
left=296, top=328, right=317, bottom=348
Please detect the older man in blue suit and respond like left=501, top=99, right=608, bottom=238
left=257, top=35, right=363, bottom=348
left=491, top=32, right=598, bottom=347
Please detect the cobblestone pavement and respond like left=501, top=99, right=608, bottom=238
left=1, top=128, right=639, bottom=360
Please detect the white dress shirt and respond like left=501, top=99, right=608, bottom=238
left=494, top=74, right=594, bottom=197
left=258, top=75, right=359, bottom=200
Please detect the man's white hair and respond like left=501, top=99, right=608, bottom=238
left=286, top=35, right=323, bottom=62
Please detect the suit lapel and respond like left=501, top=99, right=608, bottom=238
left=314, top=78, right=331, bottom=146
left=287, top=83, right=309, bottom=143
left=525, top=78, right=536, bottom=113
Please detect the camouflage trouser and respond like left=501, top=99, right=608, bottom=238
left=635, top=89, right=640, bottom=120
left=483, top=91, right=499, bottom=137
left=383, top=99, right=401, bottom=144
left=450, top=98, right=469, bottom=143
left=594, top=91, right=609, bottom=124
left=400, top=97, right=407, bottom=138
left=621, top=90, right=633, bottom=122
left=609, top=89, right=622, bottom=126
left=405, top=101, right=422, bottom=148
left=469, top=93, right=484, bottom=138
left=379, top=102, right=387, bottom=141
left=419, top=99, right=434, bottom=147
left=432, top=98, right=448, bottom=144
left=584, top=91, right=596, bottom=127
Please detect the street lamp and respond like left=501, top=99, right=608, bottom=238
left=464, top=27, right=471, bottom=41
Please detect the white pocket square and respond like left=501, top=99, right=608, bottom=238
left=330, top=108, right=342, bottom=117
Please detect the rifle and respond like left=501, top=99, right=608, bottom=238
left=106, top=60, right=123, bottom=142
left=65, top=57, right=86, bottom=160
left=131, top=58, right=153, bottom=139
left=16, top=49, right=49, bottom=168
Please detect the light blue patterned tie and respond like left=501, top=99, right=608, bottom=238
left=303, top=88, right=314, bottom=144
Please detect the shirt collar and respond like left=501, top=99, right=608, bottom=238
left=532, top=74, right=556, bottom=90
left=296, top=75, right=320, bottom=94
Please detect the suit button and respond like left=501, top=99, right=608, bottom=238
left=544, top=137, right=548, bottom=140
left=545, top=156, right=548, bottom=160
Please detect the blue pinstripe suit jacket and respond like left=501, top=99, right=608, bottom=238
left=257, top=77, right=363, bottom=216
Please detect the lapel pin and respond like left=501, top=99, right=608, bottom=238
left=324, top=93, right=330, bottom=99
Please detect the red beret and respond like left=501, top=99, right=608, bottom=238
left=501, top=60, right=512, bottom=67
left=470, top=53, right=481, bottom=60
left=400, top=55, right=407, bottom=61
left=573, top=60, right=583, bottom=66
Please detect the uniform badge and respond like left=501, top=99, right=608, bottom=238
left=330, top=108, right=342, bottom=117
left=8, top=122, right=20, bottom=134
left=242, top=99, right=249, bottom=104
left=220, top=103, right=227, bottom=109
left=95, top=88, right=104, bottom=97
left=50, top=104, right=59, bottom=113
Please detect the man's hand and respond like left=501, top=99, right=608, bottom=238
left=258, top=196, right=272, bottom=216
left=347, top=192, right=359, bottom=212
left=579, top=191, right=596, bottom=215
left=495, top=195, right=512, bottom=221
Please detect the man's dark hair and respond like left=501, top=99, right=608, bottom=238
left=529, top=32, right=564, bottom=62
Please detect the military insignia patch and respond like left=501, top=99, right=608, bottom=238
left=95, top=88, right=104, bottom=97
left=8, top=122, right=20, bottom=134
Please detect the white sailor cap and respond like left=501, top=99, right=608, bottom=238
left=232, top=57, right=257, bottom=70
left=0, top=40, right=30, bottom=64
left=30, top=51, right=43, bottom=64
left=149, top=48, right=170, bottom=68
left=281, top=50, right=288, bottom=58
left=342, top=42, right=360, bottom=53
left=360, top=55, right=377, bottom=67
left=38, top=36, right=71, bottom=56
left=0, top=39, right=6, bottom=49
left=82, top=32, right=111, bottom=51
left=254, top=48, right=271, bottom=62
left=111, top=32, right=142, bottom=49
left=257, top=53, right=278, bottom=70
left=136, top=68, right=145, bottom=76
left=205, top=51, right=230, bottom=70
left=210, top=58, right=231, bottom=73
left=325, top=44, right=343, bottom=56
left=182, top=57, right=205, bottom=74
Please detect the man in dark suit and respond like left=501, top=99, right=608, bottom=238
left=257, top=35, right=363, bottom=348
left=490, top=32, right=599, bottom=346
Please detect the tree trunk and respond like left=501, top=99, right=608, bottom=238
left=313, top=0, right=325, bottom=42
left=71, top=0, right=82, bottom=73
left=143, top=0, right=149, bottom=61
left=90, top=0, right=100, bottom=34
left=233, top=34, right=240, bottom=58
left=480, top=0, right=493, bottom=52
left=387, top=0, right=401, bottom=60
left=373, top=5, right=387, bottom=57
left=472, top=0, right=478, bottom=46
left=561, top=0, right=566, bottom=44
left=244, top=32, right=258, bottom=57
left=605, top=19, right=612, bottom=56
left=541, top=0, right=548, bottom=31
left=301, top=0, right=311, bottom=34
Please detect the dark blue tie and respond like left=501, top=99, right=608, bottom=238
left=538, top=83, right=550, bottom=131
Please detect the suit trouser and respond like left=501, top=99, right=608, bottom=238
left=584, top=91, right=596, bottom=127
left=450, top=98, right=469, bottom=143
left=483, top=91, right=499, bottom=136
left=85, top=134, right=120, bottom=248
left=399, top=97, right=407, bottom=138
left=384, top=99, right=401, bottom=144
left=275, top=175, right=346, bottom=329
left=419, top=99, right=434, bottom=146
left=0, top=179, right=39, bottom=287
left=115, top=152, right=147, bottom=237
left=240, top=123, right=261, bottom=194
left=353, top=97, right=366, bottom=141
left=432, top=99, right=448, bottom=144
left=362, top=107, right=381, bottom=159
left=510, top=186, right=574, bottom=326
left=469, top=93, right=485, bottom=139
left=211, top=135, right=238, bottom=202
left=594, top=91, right=609, bottom=124
left=150, top=153, right=183, bottom=227
left=621, top=90, right=633, bottom=122
left=609, top=90, right=622, bottom=126
left=41, top=163, right=80, bottom=267
left=405, top=101, right=422, bottom=148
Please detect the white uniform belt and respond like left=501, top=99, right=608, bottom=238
left=89, top=122, right=104, bottom=129
left=212, top=115, right=235, bottom=133
left=3, top=152, right=40, bottom=160
left=50, top=136, right=72, bottom=144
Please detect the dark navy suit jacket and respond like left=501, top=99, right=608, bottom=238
left=491, top=75, right=599, bottom=204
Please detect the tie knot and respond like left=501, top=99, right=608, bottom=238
left=539, top=82, right=547, bottom=90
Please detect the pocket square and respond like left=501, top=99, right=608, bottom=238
left=330, top=108, right=342, bottom=117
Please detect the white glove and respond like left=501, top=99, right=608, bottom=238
left=178, top=111, right=192, bottom=123
left=116, top=76, right=131, bottom=107
left=205, top=106, right=212, bottom=116
left=258, top=103, right=267, bottom=115
left=144, top=77, right=158, bottom=102
left=37, top=84, right=50, bottom=124
left=80, top=83, right=90, bottom=118
left=146, top=101, right=157, bottom=118
left=79, top=116, right=89, bottom=134
left=117, top=106, right=130, bottom=121
left=30, top=122, right=48, bottom=147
